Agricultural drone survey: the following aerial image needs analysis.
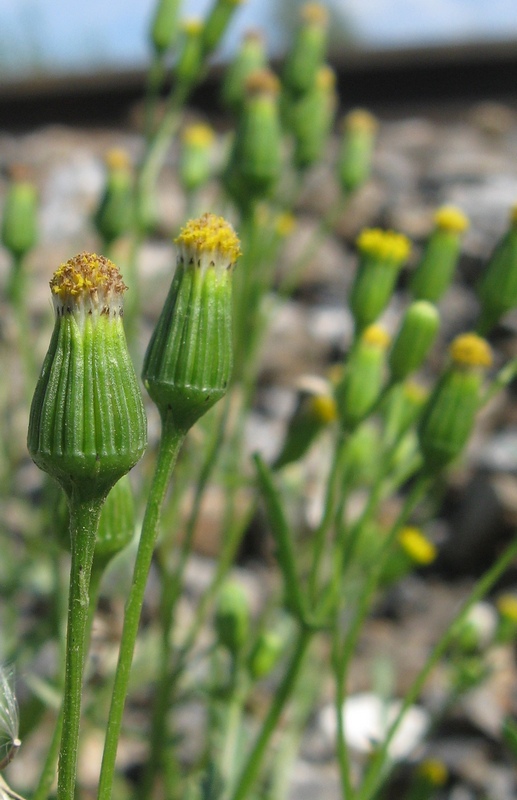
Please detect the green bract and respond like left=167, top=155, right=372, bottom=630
left=28, top=252, right=147, bottom=500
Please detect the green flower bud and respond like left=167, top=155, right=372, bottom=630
left=179, top=123, right=215, bottom=193
left=411, top=205, right=469, bottom=302
left=221, top=29, right=267, bottom=114
left=248, top=630, right=284, bottom=679
left=202, top=0, right=243, bottom=58
left=93, top=149, right=133, bottom=247
left=341, top=420, right=379, bottom=487
left=175, top=19, right=204, bottom=88
left=290, top=65, right=337, bottom=170
left=28, top=253, right=147, bottom=500
left=382, top=380, right=428, bottom=446
left=336, top=325, right=391, bottom=430
left=215, top=580, right=250, bottom=655
left=282, top=3, right=329, bottom=97
left=350, top=228, right=411, bottom=333
left=55, top=474, right=135, bottom=566
left=418, top=333, right=492, bottom=471
left=142, top=213, right=241, bottom=432
left=338, top=109, right=378, bottom=194
left=273, top=377, right=337, bottom=470
left=224, top=69, right=282, bottom=209
left=150, top=0, right=181, bottom=54
left=477, top=205, right=517, bottom=333
left=389, top=300, right=440, bottom=381
left=1, top=171, right=38, bottom=259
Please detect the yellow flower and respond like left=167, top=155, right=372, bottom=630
left=449, top=333, right=492, bottom=368
left=434, top=205, right=469, bottom=234
left=356, top=228, right=411, bottom=264
left=398, top=527, right=437, bottom=565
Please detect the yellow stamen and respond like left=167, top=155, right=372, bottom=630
left=50, top=252, right=126, bottom=301
left=449, top=332, right=492, bottom=368
left=182, top=123, right=215, bottom=147
left=105, top=148, right=131, bottom=172
left=174, top=213, right=241, bottom=265
left=398, top=527, right=437, bottom=565
left=362, top=324, right=391, bottom=349
left=343, top=109, right=378, bottom=134
left=434, top=205, right=469, bottom=234
left=356, top=228, right=411, bottom=264
left=182, top=18, right=202, bottom=35
left=301, top=3, right=329, bottom=26
left=308, top=394, right=338, bottom=423
left=496, top=593, right=517, bottom=623
left=316, top=65, right=336, bottom=90
left=245, top=69, right=280, bottom=97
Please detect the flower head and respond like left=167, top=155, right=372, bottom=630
left=356, top=228, right=411, bottom=265
left=174, top=213, right=241, bottom=268
left=449, top=333, right=492, bottom=369
left=434, top=205, right=469, bottom=233
left=398, top=527, right=437, bottom=565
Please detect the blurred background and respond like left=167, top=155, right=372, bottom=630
left=1, top=0, right=517, bottom=81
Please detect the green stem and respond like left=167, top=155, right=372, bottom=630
left=97, top=411, right=185, bottom=800
left=228, top=626, right=313, bottom=800
left=358, top=532, right=517, bottom=800
left=57, top=493, right=104, bottom=800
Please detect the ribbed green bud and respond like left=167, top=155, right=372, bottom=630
left=202, top=0, right=244, bottom=58
left=1, top=173, right=38, bottom=259
left=215, top=580, right=250, bottom=655
left=338, top=109, right=378, bottom=193
left=28, top=253, right=147, bottom=500
left=341, top=421, right=379, bottom=487
left=248, top=630, right=284, bottom=679
left=477, top=205, right=517, bottom=333
left=273, top=378, right=337, bottom=469
left=389, top=301, right=440, bottom=381
left=142, top=214, right=241, bottom=432
left=282, top=3, right=329, bottom=97
left=93, top=149, right=133, bottom=246
left=411, top=206, right=469, bottom=302
left=224, top=69, right=282, bottom=209
left=55, top=474, right=135, bottom=565
left=350, top=228, right=411, bottom=332
left=382, top=380, right=428, bottom=446
left=150, top=0, right=181, bottom=54
left=418, top=333, right=492, bottom=471
left=221, top=29, right=267, bottom=113
left=290, top=65, right=337, bottom=170
left=175, top=19, right=204, bottom=88
left=179, top=124, right=215, bottom=193
left=336, top=325, right=390, bottom=430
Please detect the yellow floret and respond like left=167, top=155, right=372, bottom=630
left=245, top=69, right=280, bottom=97
left=182, top=18, right=203, bottom=35
left=182, top=123, right=215, bottom=147
left=301, top=3, right=329, bottom=26
left=398, top=527, right=437, bottom=565
left=496, top=593, right=517, bottom=623
left=434, top=205, right=469, bottom=234
left=175, top=213, right=241, bottom=265
left=315, top=65, right=336, bottom=90
left=362, top=324, right=391, bottom=350
left=50, top=252, right=126, bottom=301
left=105, top=148, right=131, bottom=172
left=343, top=109, right=378, bottom=134
left=402, top=380, right=428, bottom=405
left=416, top=759, right=448, bottom=787
left=449, top=332, right=492, bottom=368
left=356, top=228, right=411, bottom=265
left=308, top=394, right=338, bottom=424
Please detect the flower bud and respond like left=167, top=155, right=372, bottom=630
left=215, top=580, right=250, bottom=656
left=224, top=69, right=282, bottom=209
left=282, top=3, right=329, bottom=97
left=221, top=29, right=267, bottom=113
left=398, top=526, right=437, bottom=566
left=28, top=253, right=147, bottom=500
left=202, top=0, right=244, bottom=58
left=338, top=109, right=378, bottom=194
left=142, top=214, right=240, bottom=431
left=411, top=205, right=469, bottom=302
left=477, top=204, right=517, bottom=333
left=350, top=228, right=411, bottom=332
left=93, top=149, right=133, bottom=247
left=248, top=630, right=284, bottom=679
left=273, top=377, right=337, bottom=470
left=175, top=19, right=204, bottom=88
left=382, top=380, right=428, bottom=446
left=179, top=123, right=215, bottom=194
left=150, top=0, right=181, bottom=54
left=290, top=65, right=337, bottom=170
left=1, top=169, right=38, bottom=259
left=418, top=333, right=492, bottom=471
left=335, top=325, right=390, bottom=430
left=389, top=300, right=440, bottom=381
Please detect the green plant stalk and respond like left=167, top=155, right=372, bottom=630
left=220, top=660, right=250, bottom=798
left=97, top=411, right=185, bottom=800
left=144, top=54, right=167, bottom=141
left=228, top=626, right=313, bottom=800
left=57, top=493, right=104, bottom=800
left=358, top=532, right=517, bottom=800
left=332, top=472, right=430, bottom=799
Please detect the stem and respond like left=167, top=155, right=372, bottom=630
left=228, top=626, right=313, bottom=800
left=97, top=411, right=185, bottom=800
left=358, top=532, right=517, bottom=800
left=57, top=493, right=104, bottom=800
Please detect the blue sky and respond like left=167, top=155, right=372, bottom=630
left=1, top=0, right=517, bottom=78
